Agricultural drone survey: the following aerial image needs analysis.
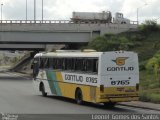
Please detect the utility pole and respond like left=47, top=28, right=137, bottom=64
left=137, top=3, right=147, bottom=24
left=42, top=0, right=43, bottom=22
left=1, top=3, right=3, bottom=22
left=26, top=0, right=27, bottom=21
left=34, top=0, right=36, bottom=21
left=137, top=8, right=139, bottom=25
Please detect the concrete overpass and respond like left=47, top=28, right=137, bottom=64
left=0, top=20, right=138, bottom=50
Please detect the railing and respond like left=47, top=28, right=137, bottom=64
left=0, top=20, right=72, bottom=24
left=0, top=20, right=138, bottom=25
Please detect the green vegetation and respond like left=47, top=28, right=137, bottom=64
left=139, top=91, right=160, bottom=103
left=84, top=20, right=160, bottom=103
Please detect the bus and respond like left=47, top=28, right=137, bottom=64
left=32, top=50, right=139, bottom=107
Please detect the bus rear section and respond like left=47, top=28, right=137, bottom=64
left=98, top=51, right=139, bottom=104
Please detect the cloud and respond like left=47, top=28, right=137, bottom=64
left=0, top=0, right=160, bottom=23
left=121, top=0, right=160, bottom=23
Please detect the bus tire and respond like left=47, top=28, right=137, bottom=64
left=103, top=102, right=116, bottom=108
left=40, top=83, right=47, bottom=97
left=75, top=88, right=83, bottom=105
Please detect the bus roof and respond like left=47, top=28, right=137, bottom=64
left=34, top=51, right=136, bottom=58
left=34, top=51, right=102, bottom=58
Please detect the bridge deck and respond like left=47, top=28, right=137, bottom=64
left=0, top=20, right=138, bottom=50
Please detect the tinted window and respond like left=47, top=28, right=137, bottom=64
left=38, top=57, right=98, bottom=74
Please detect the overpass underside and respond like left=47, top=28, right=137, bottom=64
left=0, top=31, right=99, bottom=50
left=0, top=21, right=137, bottom=50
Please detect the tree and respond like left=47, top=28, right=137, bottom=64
left=139, top=20, right=159, bottom=35
left=146, top=51, right=160, bottom=87
left=87, top=34, right=133, bottom=52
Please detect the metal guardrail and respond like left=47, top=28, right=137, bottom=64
left=0, top=20, right=72, bottom=24
left=0, top=20, right=138, bottom=25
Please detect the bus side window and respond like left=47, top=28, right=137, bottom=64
left=62, top=58, right=65, bottom=70
left=39, top=58, right=44, bottom=69
left=52, top=58, right=57, bottom=69
left=72, top=58, right=98, bottom=74
left=81, top=59, right=86, bottom=71
left=55, top=58, right=59, bottom=69
left=73, top=58, right=76, bottom=70
left=65, top=58, right=72, bottom=70
left=86, top=59, right=93, bottom=72
left=93, top=59, right=98, bottom=73
left=44, top=58, right=49, bottom=69
left=49, top=58, right=53, bottom=69
left=75, top=58, right=82, bottom=71
left=56, top=58, right=60, bottom=69
left=52, top=58, right=56, bottom=69
left=33, top=57, right=39, bottom=78
left=85, top=58, right=98, bottom=73
left=57, top=58, right=63, bottom=70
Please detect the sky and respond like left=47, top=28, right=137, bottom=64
left=1, top=0, right=160, bottom=24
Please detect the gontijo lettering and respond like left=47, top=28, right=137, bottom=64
left=65, top=74, right=97, bottom=83
left=107, top=67, right=134, bottom=71
left=65, top=74, right=83, bottom=82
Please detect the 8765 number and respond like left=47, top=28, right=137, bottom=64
left=111, top=80, right=130, bottom=85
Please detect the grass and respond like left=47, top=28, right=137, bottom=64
left=140, top=70, right=160, bottom=103
left=139, top=89, right=160, bottom=103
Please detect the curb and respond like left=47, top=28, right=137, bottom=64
left=118, top=103, right=160, bottom=111
left=7, top=71, right=32, bottom=80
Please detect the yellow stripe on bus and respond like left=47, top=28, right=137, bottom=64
left=55, top=72, right=63, bottom=82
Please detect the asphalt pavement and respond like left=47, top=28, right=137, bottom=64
left=0, top=71, right=159, bottom=115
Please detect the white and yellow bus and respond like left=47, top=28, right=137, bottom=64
left=32, top=50, right=139, bottom=107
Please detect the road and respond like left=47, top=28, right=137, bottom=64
left=0, top=71, right=159, bottom=115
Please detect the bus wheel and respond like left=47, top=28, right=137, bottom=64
left=103, top=102, right=116, bottom=108
left=40, top=83, right=47, bottom=97
left=75, top=88, right=83, bottom=105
